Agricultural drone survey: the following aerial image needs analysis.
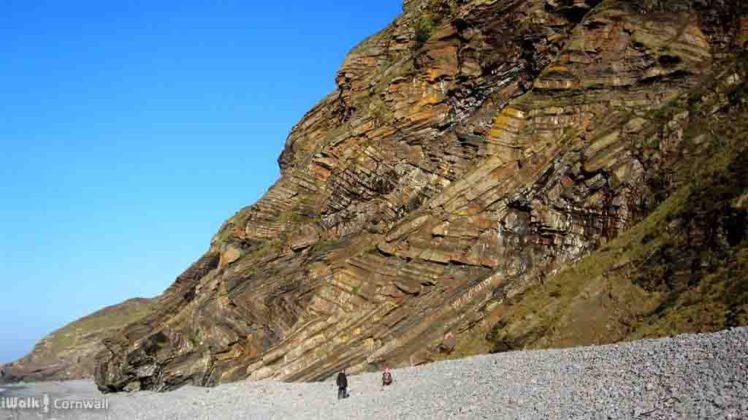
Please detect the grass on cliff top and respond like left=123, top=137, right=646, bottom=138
left=44, top=298, right=155, bottom=355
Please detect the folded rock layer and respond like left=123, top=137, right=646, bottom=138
left=1, top=298, right=153, bottom=382
left=88, top=0, right=747, bottom=392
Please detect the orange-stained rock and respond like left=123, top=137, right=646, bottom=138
left=84, top=0, right=747, bottom=393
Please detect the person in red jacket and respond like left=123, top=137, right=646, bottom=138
left=382, top=367, right=393, bottom=387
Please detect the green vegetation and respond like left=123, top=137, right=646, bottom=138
left=485, top=146, right=745, bottom=350
left=308, top=239, right=343, bottom=256
left=249, top=238, right=282, bottom=260
left=469, top=70, right=748, bottom=354
left=485, top=187, right=691, bottom=350
left=46, top=299, right=154, bottom=354
left=367, top=98, right=389, bottom=122
left=632, top=151, right=748, bottom=336
left=414, top=15, right=436, bottom=48
left=278, top=197, right=321, bottom=225
left=432, top=328, right=493, bottom=362
left=278, top=209, right=301, bottom=225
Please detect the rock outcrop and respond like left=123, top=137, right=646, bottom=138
left=1, top=298, right=153, bottom=383
left=93, top=0, right=747, bottom=392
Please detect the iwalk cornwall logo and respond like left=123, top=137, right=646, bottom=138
left=0, top=393, right=109, bottom=414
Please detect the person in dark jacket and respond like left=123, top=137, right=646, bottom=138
left=336, top=369, right=348, bottom=399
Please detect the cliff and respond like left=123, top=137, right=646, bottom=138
left=21, top=0, right=744, bottom=392
left=1, top=298, right=153, bottom=382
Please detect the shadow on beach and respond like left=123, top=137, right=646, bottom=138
left=0, top=384, right=29, bottom=397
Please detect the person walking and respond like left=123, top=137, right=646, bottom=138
left=336, top=369, right=348, bottom=399
left=382, top=367, right=393, bottom=387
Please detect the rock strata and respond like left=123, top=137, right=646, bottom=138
left=1, top=298, right=153, bottom=383
left=83, top=0, right=748, bottom=392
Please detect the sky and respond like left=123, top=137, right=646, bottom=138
left=0, top=0, right=401, bottom=363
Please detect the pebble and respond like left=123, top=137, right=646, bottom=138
left=1, top=328, right=746, bottom=419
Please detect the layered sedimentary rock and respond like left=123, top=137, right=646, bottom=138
left=1, top=298, right=153, bottom=383
left=92, top=0, right=747, bottom=392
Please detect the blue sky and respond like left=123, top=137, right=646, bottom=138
left=0, top=0, right=401, bottom=363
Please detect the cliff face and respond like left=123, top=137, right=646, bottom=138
left=94, top=0, right=747, bottom=392
left=1, top=298, right=153, bottom=383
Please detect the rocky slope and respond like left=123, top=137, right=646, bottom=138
left=1, top=298, right=153, bottom=383
left=87, top=0, right=747, bottom=392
